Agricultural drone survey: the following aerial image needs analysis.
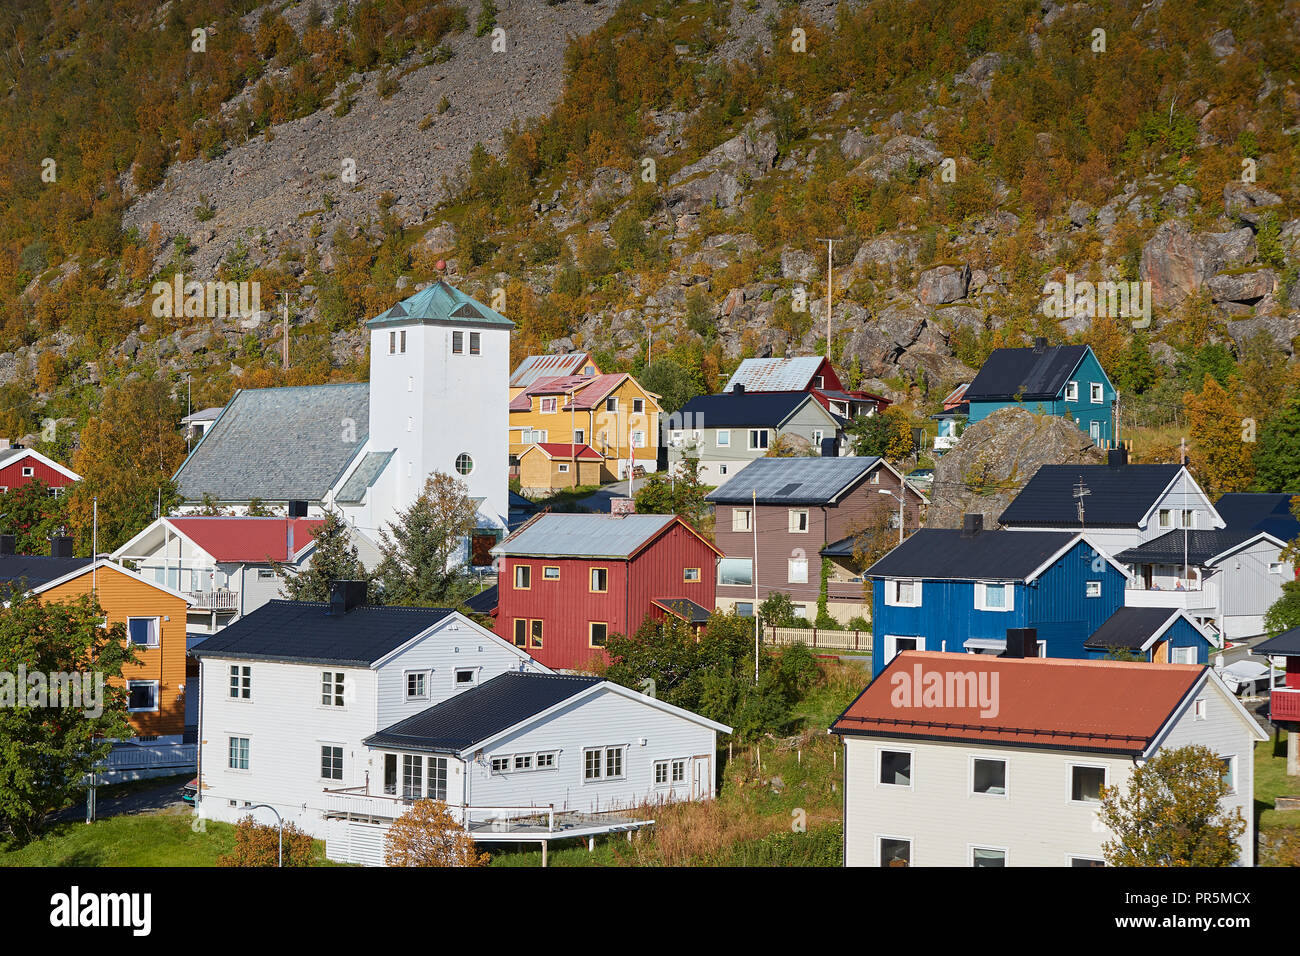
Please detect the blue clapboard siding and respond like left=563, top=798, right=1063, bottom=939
left=871, top=538, right=1126, bottom=675
left=1084, top=615, right=1213, bottom=665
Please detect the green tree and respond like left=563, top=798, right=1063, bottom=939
left=846, top=408, right=913, bottom=459
left=1111, top=331, right=1159, bottom=395
left=374, top=473, right=479, bottom=607
left=1253, top=394, right=1300, bottom=492
left=276, top=509, right=371, bottom=603
left=758, top=591, right=797, bottom=627
left=637, top=359, right=703, bottom=415
left=1184, top=376, right=1254, bottom=496
left=0, top=591, right=137, bottom=843
left=1098, top=744, right=1246, bottom=867
left=1264, top=579, right=1300, bottom=636
left=634, top=456, right=710, bottom=529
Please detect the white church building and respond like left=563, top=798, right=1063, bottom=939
left=171, top=281, right=512, bottom=564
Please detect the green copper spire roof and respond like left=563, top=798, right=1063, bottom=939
left=366, top=279, right=514, bottom=329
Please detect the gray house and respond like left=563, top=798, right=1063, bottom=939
left=666, top=388, right=846, bottom=487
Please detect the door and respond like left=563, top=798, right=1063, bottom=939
left=383, top=754, right=397, bottom=796
left=691, top=756, right=712, bottom=800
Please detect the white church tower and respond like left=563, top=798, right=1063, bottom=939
left=356, top=280, right=513, bottom=552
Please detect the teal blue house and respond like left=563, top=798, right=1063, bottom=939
left=964, top=340, right=1116, bottom=446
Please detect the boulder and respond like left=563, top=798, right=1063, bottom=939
left=1223, top=182, right=1283, bottom=227
left=840, top=129, right=887, bottom=161
left=1209, top=28, right=1237, bottom=59
left=1225, top=316, right=1300, bottom=354
left=852, top=135, right=943, bottom=183
left=1206, top=268, right=1276, bottom=304
left=780, top=249, right=819, bottom=282
left=917, top=264, right=971, bottom=305
left=953, top=52, right=1002, bottom=94
left=1139, top=222, right=1256, bottom=308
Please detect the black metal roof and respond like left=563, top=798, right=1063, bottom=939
left=365, top=672, right=602, bottom=753
left=1083, top=606, right=1186, bottom=651
left=463, top=585, right=498, bottom=615
left=821, top=535, right=857, bottom=558
left=865, top=529, right=1077, bottom=581
left=675, top=391, right=820, bottom=428
left=1114, top=529, right=1264, bottom=567
left=1215, top=493, right=1299, bottom=542
left=964, top=344, right=1090, bottom=401
left=705, top=456, right=884, bottom=505
left=999, top=464, right=1183, bottom=527
left=1255, top=626, right=1300, bottom=657
left=653, top=597, right=713, bottom=625
left=191, top=599, right=455, bottom=666
left=0, top=555, right=93, bottom=589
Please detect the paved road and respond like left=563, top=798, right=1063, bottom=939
left=51, top=775, right=191, bottom=823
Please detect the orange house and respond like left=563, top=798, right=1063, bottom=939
left=33, top=559, right=194, bottom=741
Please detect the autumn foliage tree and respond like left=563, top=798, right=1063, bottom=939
left=384, top=799, right=490, bottom=867
left=1184, top=375, right=1255, bottom=497
left=217, top=815, right=316, bottom=867
left=1098, top=745, right=1246, bottom=867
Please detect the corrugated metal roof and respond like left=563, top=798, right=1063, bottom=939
left=999, top=464, right=1183, bottom=527
left=174, top=383, right=370, bottom=503
left=493, top=513, right=677, bottom=558
left=705, top=455, right=883, bottom=504
left=653, top=597, right=713, bottom=624
left=1083, top=606, right=1185, bottom=650
left=509, top=353, right=596, bottom=388
left=367, top=280, right=513, bottom=329
left=1215, top=493, right=1300, bottom=541
left=964, top=345, right=1089, bottom=401
left=722, top=357, right=824, bottom=393
left=335, top=450, right=395, bottom=503
left=168, top=517, right=323, bottom=562
left=0, top=555, right=93, bottom=587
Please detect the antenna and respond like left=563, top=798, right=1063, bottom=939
left=1073, top=477, right=1091, bottom=528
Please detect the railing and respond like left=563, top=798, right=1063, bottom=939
left=323, top=788, right=568, bottom=833
left=187, top=588, right=239, bottom=611
left=98, top=742, right=197, bottom=771
left=934, top=435, right=958, bottom=450
left=1271, top=687, right=1300, bottom=722
left=1123, top=583, right=1215, bottom=610
left=763, top=625, right=871, bottom=652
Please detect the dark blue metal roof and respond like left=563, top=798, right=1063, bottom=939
left=1083, top=606, right=1187, bottom=651
left=999, top=464, right=1183, bottom=527
left=365, top=672, right=602, bottom=753
left=964, top=344, right=1089, bottom=401
left=1255, top=626, right=1300, bottom=657
left=675, top=391, right=818, bottom=428
left=0, top=555, right=93, bottom=588
left=463, top=585, right=498, bottom=615
left=191, top=599, right=455, bottom=665
left=653, top=597, right=713, bottom=625
left=1114, top=529, right=1264, bottom=567
left=865, top=528, right=1077, bottom=581
left=1215, top=493, right=1299, bottom=542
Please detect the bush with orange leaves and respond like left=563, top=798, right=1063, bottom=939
left=384, top=800, right=490, bottom=868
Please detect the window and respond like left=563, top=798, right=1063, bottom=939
left=630, top=430, right=645, bottom=448
left=402, top=755, right=423, bottom=799
left=573, top=429, right=585, bottom=444
left=879, top=837, right=911, bottom=867
left=542, top=566, right=560, bottom=581
left=1158, top=508, right=1173, bottom=529
left=1070, top=765, right=1106, bottom=803
left=1171, top=645, right=1197, bottom=665
left=683, top=567, right=700, bottom=583
left=1270, top=562, right=1285, bottom=574
left=539, top=396, right=558, bottom=414
left=1090, top=382, right=1103, bottom=403
left=513, top=619, right=527, bottom=648
left=530, top=619, right=543, bottom=649
left=975, top=582, right=1014, bottom=612
left=521, top=428, right=546, bottom=443
left=455, top=668, right=478, bottom=687
left=514, top=754, right=533, bottom=771
left=1180, top=509, right=1195, bottom=528
left=514, top=565, right=531, bottom=589
left=21, top=466, right=33, bottom=477
left=885, top=579, right=921, bottom=607
left=718, top=558, right=753, bottom=587
left=1069, top=856, right=1105, bottom=867
left=972, top=847, right=1006, bottom=867
left=879, top=749, right=912, bottom=787
left=451, top=452, right=475, bottom=476
left=127, top=617, right=159, bottom=647
left=584, top=746, right=626, bottom=781
left=1219, top=755, right=1237, bottom=794
left=229, top=665, right=251, bottom=700
left=654, top=758, right=687, bottom=787
left=491, top=757, right=510, bottom=772
left=406, top=672, right=427, bottom=699
left=469, top=332, right=480, bottom=355
left=972, top=757, right=1007, bottom=796
left=127, top=680, right=158, bottom=712
left=228, top=736, right=249, bottom=770
left=1193, top=698, right=1207, bottom=719
left=788, top=509, right=809, bottom=533
left=257, top=568, right=277, bottom=580
left=813, top=375, right=825, bottom=389
left=716, top=429, right=731, bottom=447
left=792, top=604, right=808, bottom=619
left=748, top=429, right=769, bottom=450
left=321, top=745, right=343, bottom=781
left=787, top=557, right=809, bottom=584
left=536, top=753, right=556, bottom=770
left=428, top=757, right=448, bottom=800
left=633, top=399, right=644, bottom=414
left=882, top=635, right=924, bottom=664
left=589, top=622, right=608, bottom=648
left=558, top=463, right=570, bottom=473
left=1085, top=580, right=1102, bottom=598
left=590, top=567, right=608, bottom=592
left=321, top=672, right=345, bottom=707
left=388, top=331, right=397, bottom=354
left=731, top=508, right=752, bottom=532
left=655, top=761, right=670, bottom=785
left=735, top=602, right=753, bottom=617
left=603, top=397, right=618, bottom=414
left=1065, top=381, right=1078, bottom=402
left=719, top=464, right=728, bottom=475
left=452, top=331, right=464, bottom=353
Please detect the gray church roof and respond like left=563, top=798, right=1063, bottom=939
left=335, top=450, right=394, bottom=504
left=174, top=383, right=370, bottom=503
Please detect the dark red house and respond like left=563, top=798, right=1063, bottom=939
left=720, top=355, right=890, bottom=421
left=0, top=443, right=80, bottom=494
left=493, top=513, right=722, bottom=671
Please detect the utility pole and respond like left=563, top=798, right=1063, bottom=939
left=569, top=386, right=577, bottom=489
left=281, top=292, right=291, bottom=369
left=1180, top=437, right=1189, bottom=585
left=1073, top=478, right=1091, bottom=529
left=816, top=238, right=835, bottom=355
left=752, top=488, right=759, bottom=684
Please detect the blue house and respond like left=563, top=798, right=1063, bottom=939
left=866, top=516, right=1128, bottom=676
left=964, top=340, right=1116, bottom=445
left=1082, top=606, right=1217, bottom=665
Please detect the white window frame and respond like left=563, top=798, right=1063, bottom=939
left=1219, top=754, right=1237, bottom=794
left=970, top=845, right=1009, bottom=867
left=1064, top=381, right=1078, bottom=402
left=540, top=396, right=558, bottom=414
left=557, top=463, right=570, bottom=474
left=633, top=398, right=644, bottom=414
left=884, top=579, right=922, bottom=607
left=320, top=743, right=344, bottom=782
left=974, top=581, right=1014, bottom=612
left=1158, top=508, right=1173, bottom=529
left=716, top=429, right=731, bottom=448
left=1068, top=763, right=1108, bottom=804
left=787, top=557, right=809, bottom=584
left=606, top=397, right=618, bottom=413
left=1269, top=562, right=1285, bottom=574
left=228, top=664, right=251, bottom=700
left=126, top=679, right=160, bottom=713
left=1067, top=854, right=1106, bottom=867
left=1193, top=697, right=1207, bottom=719
left=454, top=667, right=480, bottom=689
left=877, top=747, right=914, bottom=790
left=718, top=557, right=753, bottom=587
left=748, top=429, right=769, bottom=450
left=320, top=671, right=346, bottom=708
left=452, top=330, right=464, bottom=354
left=788, top=509, right=809, bottom=534
left=1090, top=382, right=1103, bottom=404
left=877, top=834, right=913, bottom=867
left=970, top=755, right=1008, bottom=798
left=882, top=634, right=925, bottom=664
left=1180, top=509, right=1196, bottom=529
left=582, top=745, right=626, bottom=783
left=1171, top=645, right=1197, bottom=665
left=1085, top=580, right=1102, bottom=598
left=405, top=670, right=430, bottom=700
left=127, top=616, right=161, bottom=648
left=228, top=735, right=250, bottom=772
left=731, top=508, right=752, bottom=532
left=21, top=466, right=34, bottom=477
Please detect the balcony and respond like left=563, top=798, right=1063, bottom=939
left=1124, top=582, right=1215, bottom=611
left=1272, top=687, right=1300, bottom=723
left=933, top=434, right=958, bottom=451
left=186, top=588, right=239, bottom=611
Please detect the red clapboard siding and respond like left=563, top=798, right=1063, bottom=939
left=0, top=455, right=75, bottom=490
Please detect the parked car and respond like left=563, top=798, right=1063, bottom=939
left=181, top=778, right=198, bottom=804
left=905, top=468, right=934, bottom=491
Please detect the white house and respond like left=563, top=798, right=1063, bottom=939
left=832, top=651, right=1266, bottom=867
left=171, top=280, right=513, bottom=564
left=192, top=582, right=547, bottom=840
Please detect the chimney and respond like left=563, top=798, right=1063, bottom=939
left=1033, top=336, right=1047, bottom=352
left=732, top=383, right=745, bottom=395
left=329, top=580, right=368, bottom=616
left=0, top=534, right=13, bottom=555
left=287, top=500, right=309, bottom=518
left=820, top=437, right=837, bottom=457
left=1107, top=446, right=1128, bottom=468
left=961, top=513, right=983, bottom=537
left=286, top=521, right=295, bottom=560
left=50, top=535, right=74, bottom=558
left=1002, top=627, right=1038, bottom=659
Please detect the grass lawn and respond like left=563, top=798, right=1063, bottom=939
left=1255, top=730, right=1300, bottom=832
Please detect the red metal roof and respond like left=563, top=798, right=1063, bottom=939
left=524, top=443, right=604, bottom=461
left=168, top=517, right=324, bottom=563
left=831, top=651, right=1203, bottom=753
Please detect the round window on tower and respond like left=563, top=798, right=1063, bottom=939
left=455, top=453, right=474, bottom=476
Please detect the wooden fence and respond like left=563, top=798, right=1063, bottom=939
left=763, top=626, right=871, bottom=652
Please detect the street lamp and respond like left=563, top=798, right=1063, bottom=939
left=878, top=489, right=905, bottom=546
left=245, top=803, right=284, bottom=866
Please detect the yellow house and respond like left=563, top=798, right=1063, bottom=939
left=508, top=352, right=600, bottom=401
left=508, top=372, right=662, bottom=482
left=516, top=442, right=605, bottom=493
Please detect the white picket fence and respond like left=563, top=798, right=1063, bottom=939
left=763, top=626, right=871, bottom=653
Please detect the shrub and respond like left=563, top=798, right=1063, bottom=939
left=217, top=816, right=316, bottom=867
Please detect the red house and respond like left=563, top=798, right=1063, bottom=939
left=493, top=513, right=722, bottom=671
left=720, top=356, right=890, bottom=421
left=0, top=442, right=80, bottom=494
